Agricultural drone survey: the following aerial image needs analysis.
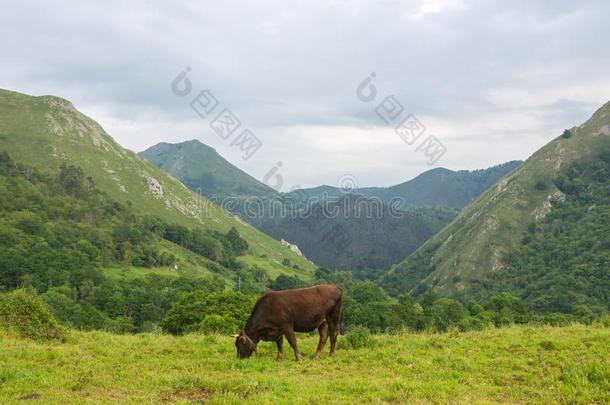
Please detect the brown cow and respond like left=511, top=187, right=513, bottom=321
left=234, top=284, right=342, bottom=361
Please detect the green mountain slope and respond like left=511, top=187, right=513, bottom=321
left=289, top=162, right=522, bottom=210
left=139, top=140, right=276, bottom=200
left=383, top=100, right=610, bottom=302
left=259, top=195, right=455, bottom=272
left=0, top=89, right=314, bottom=274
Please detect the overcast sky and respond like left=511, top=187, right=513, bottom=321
left=2, top=0, right=609, bottom=190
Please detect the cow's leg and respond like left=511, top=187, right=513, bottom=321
left=275, top=336, right=284, bottom=361
left=327, top=303, right=342, bottom=357
left=329, top=326, right=339, bottom=356
left=284, top=327, right=301, bottom=361
left=314, top=321, right=329, bottom=359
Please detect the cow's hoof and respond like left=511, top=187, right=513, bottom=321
left=330, top=351, right=337, bottom=357
left=314, top=352, right=321, bottom=360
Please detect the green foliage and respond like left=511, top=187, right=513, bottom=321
left=562, top=129, right=573, bottom=139
left=269, top=274, right=304, bottom=291
left=478, top=153, right=610, bottom=316
left=0, top=152, right=250, bottom=332
left=314, top=269, right=539, bottom=333
left=535, top=179, right=548, bottom=190
left=0, top=289, right=65, bottom=341
left=160, top=291, right=254, bottom=335
left=281, top=258, right=291, bottom=267
left=340, top=325, right=373, bottom=349
left=428, top=298, right=468, bottom=332
left=199, top=314, right=239, bottom=335
left=226, top=227, right=248, bottom=255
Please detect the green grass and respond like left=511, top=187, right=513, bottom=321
left=237, top=256, right=315, bottom=282
left=0, top=325, right=608, bottom=403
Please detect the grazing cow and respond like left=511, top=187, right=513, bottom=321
left=234, top=284, right=342, bottom=361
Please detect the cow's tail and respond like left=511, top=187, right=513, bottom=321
left=337, top=286, right=346, bottom=335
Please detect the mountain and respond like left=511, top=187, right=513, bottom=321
left=139, top=140, right=277, bottom=201
left=258, top=195, right=455, bottom=273
left=289, top=162, right=522, bottom=210
left=140, top=140, right=520, bottom=271
left=0, top=89, right=315, bottom=281
left=383, top=101, right=610, bottom=313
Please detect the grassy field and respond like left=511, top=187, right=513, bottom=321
left=0, top=325, right=608, bottom=404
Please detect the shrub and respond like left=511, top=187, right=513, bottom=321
left=483, top=293, right=530, bottom=326
left=429, top=298, right=468, bottom=332
left=160, top=291, right=253, bottom=335
left=535, top=180, right=548, bottom=191
left=458, top=316, right=486, bottom=331
left=562, top=129, right=572, bottom=139
left=340, top=325, right=373, bottom=349
left=269, top=274, right=303, bottom=291
left=0, top=289, right=65, bottom=341
left=199, top=314, right=239, bottom=334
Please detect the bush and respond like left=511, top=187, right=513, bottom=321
left=0, top=289, right=65, bottom=341
left=429, top=298, right=468, bottom=332
left=562, top=129, right=572, bottom=139
left=535, top=180, right=548, bottom=191
left=160, top=290, right=253, bottom=335
left=199, top=314, right=239, bottom=334
left=458, top=316, right=486, bottom=331
left=340, top=325, right=373, bottom=349
left=535, top=313, right=574, bottom=327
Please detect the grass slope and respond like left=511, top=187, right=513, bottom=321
left=0, top=89, right=314, bottom=277
left=385, top=100, right=610, bottom=296
left=0, top=325, right=608, bottom=403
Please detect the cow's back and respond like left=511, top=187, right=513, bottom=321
left=250, top=284, right=342, bottom=331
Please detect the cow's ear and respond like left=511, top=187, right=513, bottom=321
left=239, top=335, right=247, bottom=343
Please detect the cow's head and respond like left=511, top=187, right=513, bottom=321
left=233, top=331, right=255, bottom=359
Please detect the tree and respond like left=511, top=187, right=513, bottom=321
left=226, top=227, right=248, bottom=255
left=58, top=163, right=86, bottom=198
left=270, top=274, right=301, bottom=291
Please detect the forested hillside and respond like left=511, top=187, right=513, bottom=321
left=0, top=89, right=313, bottom=272
left=383, top=100, right=610, bottom=318
left=259, top=195, right=455, bottom=272
left=0, top=152, right=274, bottom=331
left=472, top=153, right=610, bottom=314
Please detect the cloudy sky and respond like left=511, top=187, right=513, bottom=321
left=2, top=0, right=609, bottom=190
